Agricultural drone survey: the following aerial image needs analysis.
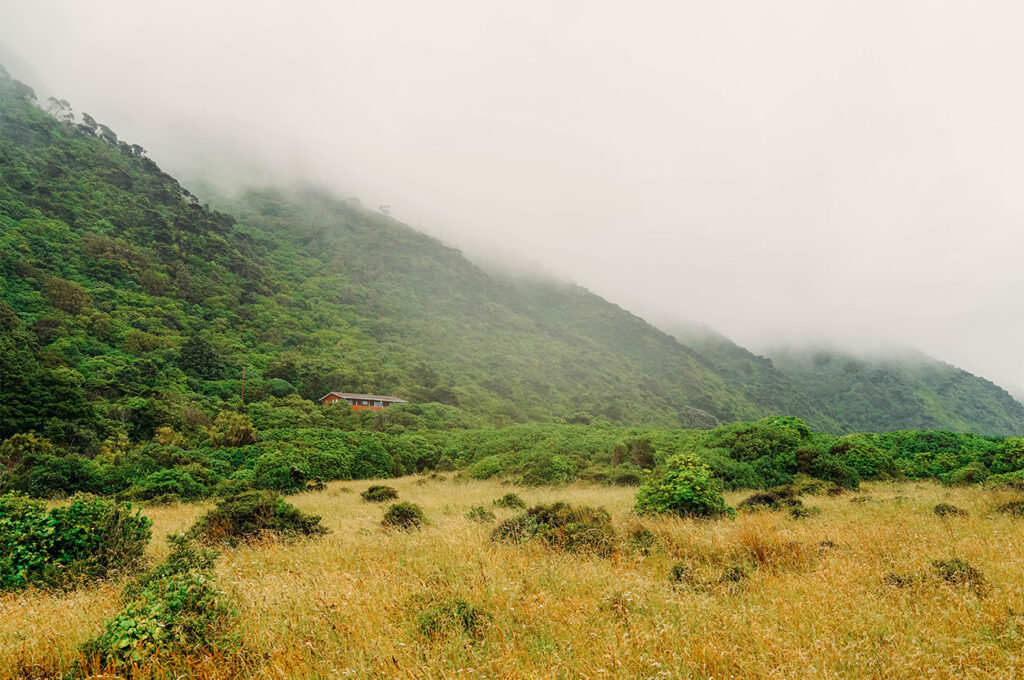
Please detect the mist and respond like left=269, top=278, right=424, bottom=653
left=2, top=0, right=1022, bottom=392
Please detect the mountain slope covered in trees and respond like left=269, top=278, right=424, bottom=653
left=767, top=347, right=1024, bottom=436
left=0, top=65, right=770, bottom=452
left=2, top=63, right=1022, bottom=452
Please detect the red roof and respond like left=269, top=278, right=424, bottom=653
left=320, top=392, right=407, bottom=403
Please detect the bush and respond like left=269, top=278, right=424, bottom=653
left=466, top=505, right=496, bottom=523
left=0, top=493, right=151, bottom=590
left=635, top=454, right=734, bottom=518
left=208, top=411, right=258, bottom=448
left=788, top=504, right=820, bottom=520
left=382, top=502, right=425, bottom=530
left=187, top=490, right=326, bottom=544
left=997, top=500, right=1024, bottom=516
left=79, top=536, right=238, bottom=673
left=934, top=503, right=968, bottom=518
left=493, top=492, right=526, bottom=509
left=415, top=597, right=491, bottom=639
left=124, top=467, right=211, bottom=501
left=930, top=558, right=989, bottom=596
left=361, top=484, right=399, bottom=502
left=737, top=488, right=801, bottom=512
left=492, top=502, right=615, bottom=556
left=669, top=563, right=695, bottom=585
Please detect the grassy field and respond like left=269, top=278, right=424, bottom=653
left=3, top=477, right=1024, bottom=679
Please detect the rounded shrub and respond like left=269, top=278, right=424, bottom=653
left=382, top=502, right=425, bottom=530
left=934, top=503, right=968, bottom=518
left=361, top=485, right=399, bottom=503
left=634, top=454, right=734, bottom=519
left=187, top=490, right=326, bottom=544
left=493, top=492, right=526, bottom=509
left=491, top=502, right=616, bottom=556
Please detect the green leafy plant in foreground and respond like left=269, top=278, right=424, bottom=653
left=634, top=454, right=734, bottom=518
left=0, top=492, right=150, bottom=590
left=79, top=536, right=238, bottom=674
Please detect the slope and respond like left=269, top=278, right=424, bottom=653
left=769, top=346, right=1024, bottom=436
left=0, top=65, right=766, bottom=451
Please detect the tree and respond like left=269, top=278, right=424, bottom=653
left=635, top=454, right=734, bottom=518
left=177, top=335, right=225, bottom=380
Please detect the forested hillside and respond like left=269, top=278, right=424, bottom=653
left=2, top=62, right=1023, bottom=459
left=768, top=347, right=1024, bottom=436
left=0, top=65, right=767, bottom=453
left=670, top=322, right=842, bottom=432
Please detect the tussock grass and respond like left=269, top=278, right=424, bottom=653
left=1, top=479, right=1023, bottom=678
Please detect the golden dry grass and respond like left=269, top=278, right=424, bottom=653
left=3, top=478, right=1024, bottom=679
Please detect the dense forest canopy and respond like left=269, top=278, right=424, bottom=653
left=1, top=64, right=1024, bottom=503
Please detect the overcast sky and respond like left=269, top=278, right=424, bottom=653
left=1, top=1, right=1022, bottom=392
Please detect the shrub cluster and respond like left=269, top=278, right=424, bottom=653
left=635, top=454, right=734, bottom=518
left=79, top=536, right=238, bottom=673
left=493, top=492, right=526, bottom=509
left=0, top=493, right=150, bottom=590
left=466, top=505, right=496, bottom=523
left=361, top=484, right=399, bottom=502
left=491, top=502, right=616, bottom=556
left=382, top=502, right=426, bottom=530
left=934, top=503, right=968, bottom=518
left=187, top=490, right=327, bottom=544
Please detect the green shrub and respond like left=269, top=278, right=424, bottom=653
left=941, top=462, right=990, bottom=486
left=737, top=488, right=801, bottom=512
left=934, top=503, right=968, bottom=518
left=361, top=484, right=399, bottom=502
left=465, top=505, right=496, bottom=523
left=788, top=504, right=820, bottom=520
left=79, top=536, right=238, bottom=673
left=0, top=493, right=150, bottom=590
left=489, top=514, right=538, bottom=543
left=492, top=502, right=615, bottom=556
left=493, top=492, right=526, bottom=509
left=635, top=454, right=734, bottom=518
left=382, top=502, right=425, bottom=530
left=124, top=467, right=211, bottom=501
left=48, top=494, right=152, bottom=584
left=187, top=490, right=326, bottom=544
left=416, top=597, right=491, bottom=639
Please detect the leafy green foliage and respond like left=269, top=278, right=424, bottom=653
left=382, top=502, right=425, bottom=530
left=79, top=536, right=237, bottom=673
left=635, top=454, right=734, bottom=518
left=361, top=484, right=398, bottom=502
left=186, top=490, right=326, bottom=544
left=493, top=492, right=526, bottom=509
left=770, top=348, right=1024, bottom=436
left=491, top=502, right=616, bottom=556
left=0, top=492, right=150, bottom=589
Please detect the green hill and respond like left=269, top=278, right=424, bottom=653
left=0, top=65, right=767, bottom=451
left=768, top=346, right=1024, bottom=436
left=2, top=63, right=1022, bottom=450
left=669, top=323, right=842, bottom=432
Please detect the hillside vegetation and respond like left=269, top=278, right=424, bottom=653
left=770, top=347, right=1024, bottom=436
left=0, top=64, right=774, bottom=457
